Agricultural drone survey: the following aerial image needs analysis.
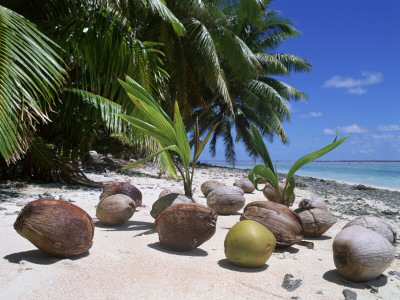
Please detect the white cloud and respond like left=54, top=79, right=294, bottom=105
left=299, top=111, right=323, bottom=118
left=348, top=87, right=367, bottom=94
left=323, top=71, right=383, bottom=94
left=324, top=128, right=336, bottom=135
left=338, top=124, right=368, bottom=134
left=377, top=124, right=400, bottom=131
left=372, top=134, right=394, bottom=139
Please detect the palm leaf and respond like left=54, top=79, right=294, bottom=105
left=173, top=101, right=191, bottom=168
left=248, top=164, right=279, bottom=192
left=247, top=123, right=274, bottom=172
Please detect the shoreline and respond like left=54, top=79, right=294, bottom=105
left=1, top=164, right=399, bottom=299
left=199, top=161, right=400, bottom=191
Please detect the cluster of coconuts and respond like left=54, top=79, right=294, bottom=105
left=333, top=215, right=396, bottom=282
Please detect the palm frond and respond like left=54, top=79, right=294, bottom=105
left=0, top=6, right=65, bottom=164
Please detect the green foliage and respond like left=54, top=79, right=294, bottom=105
left=116, top=76, right=218, bottom=196
left=247, top=123, right=349, bottom=206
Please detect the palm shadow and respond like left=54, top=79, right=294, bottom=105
left=218, top=259, right=269, bottom=273
left=147, top=242, right=208, bottom=257
left=323, top=269, right=388, bottom=289
left=4, top=249, right=89, bottom=265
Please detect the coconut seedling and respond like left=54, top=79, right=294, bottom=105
left=247, top=123, right=349, bottom=207
left=116, top=76, right=219, bottom=251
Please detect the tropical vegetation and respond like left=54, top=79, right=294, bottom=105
left=247, top=124, right=349, bottom=206
left=0, top=0, right=311, bottom=184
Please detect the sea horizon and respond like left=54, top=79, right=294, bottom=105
left=201, top=160, right=400, bottom=190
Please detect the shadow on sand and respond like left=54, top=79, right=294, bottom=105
left=323, top=269, right=388, bottom=289
left=218, top=259, right=269, bottom=273
left=4, top=249, right=89, bottom=265
left=147, top=242, right=208, bottom=257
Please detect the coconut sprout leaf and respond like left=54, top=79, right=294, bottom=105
left=173, top=101, right=191, bottom=168
left=114, top=113, right=174, bottom=146
left=118, top=77, right=173, bottom=125
left=284, top=176, right=295, bottom=206
left=248, top=164, right=279, bottom=192
left=285, top=135, right=350, bottom=184
left=122, top=145, right=180, bottom=170
left=248, top=123, right=275, bottom=172
left=193, top=121, right=220, bottom=165
left=126, top=95, right=177, bottom=144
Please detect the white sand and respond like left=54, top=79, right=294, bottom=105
left=0, top=166, right=399, bottom=299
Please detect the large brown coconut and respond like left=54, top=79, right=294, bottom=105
left=240, top=201, right=303, bottom=247
left=333, top=225, right=395, bottom=282
left=158, top=187, right=184, bottom=199
left=96, top=194, right=136, bottom=226
left=294, top=207, right=337, bottom=237
left=298, top=194, right=328, bottom=210
left=200, top=180, right=226, bottom=197
left=233, top=178, right=255, bottom=193
left=263, top=181, right=295, bottom=206
left=14, top=199, right=94, bottom=257
left=100, top=182, right=142, bottom=207
left=206, top=186, right=245, bottom=215
left=150, top=193, right=195, bottom=219
left=154, top=203, right=217, bottom=251
left=343, top=216, right=396, bottom=244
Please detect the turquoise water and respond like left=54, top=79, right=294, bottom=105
left=202, top=161, right=400, bottom=189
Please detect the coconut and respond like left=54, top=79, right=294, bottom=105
left=206, top=186, right=245, bottom=215
left=100, top=182, right=142, bottom=207
left=96, top=194, right=136, bottom=226
left=150, top=193, right=195, bottom=219
left=154, top=203, right=217, bottom=251
left=200, top=180, right=226, bottom=197
left=263, top=180, right=295, bottom=206
left=158, top=187, right=184, bottom=199
left=233, top=178, right=255, bottom=193
left=295, top=207, right=337, bottom=237
left=14, top=199, right=94, bottom=257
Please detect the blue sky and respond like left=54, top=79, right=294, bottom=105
left=201, top=0, right=400, bottom=162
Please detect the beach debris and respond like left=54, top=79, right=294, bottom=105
left=281, top=274, right=303, bottom=292
left=14, top=199, right=94, bottom=257
left=343, top=216, right=396, bottom=244
left=206, top=186, right=245, bottom=215
left=342, top=289, right=357, bottom=300
left=39, top=192, right=55, bottom=199
left=298, top=194, right=328, bottom=210
left=263, top=180, right=296, bottom=206
left=100, top=182, right=142, bottom=207
left=240, top=201, right=303, bottom=247
left=154, top=203, right=217, bottom=251
left=200, top=180, right=226, bottom=197
left=352, top=184, right=376, bottom=191
left=294, top=207, right=337, bottom=237
left=158, top=187, right=183, bottom=199
left=96, top=194, right=136, bottom=226
left=150, top=193, right=195, bottom=219
left=233, top=178, right=255, bottom=193
left=333, top=225, right=396, bottom=282
left=224, top=220, right=276, bottom=268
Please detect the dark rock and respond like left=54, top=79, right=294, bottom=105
left=298, top=241, right=314, bottom=249
left=39, top=192, right=55, bottom=199
left=388, top=271, right=400, bottom=278
left=281, top=274, right=303, bottom=292
left=352, top=184, right=375, bottom=191
left=342, top=289, right=357, bottom=300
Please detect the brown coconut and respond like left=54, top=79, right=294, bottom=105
left=240, top=201, right=303, bottom=247
left=154, top=203, right=217, bottom=251
left=333, top=225, right=395, bottom=282
left=96, top=194, right=136, bottom=226
left=343, top=216, right=396, bottom=244
left=206, top=186, right=245, bottom=215
left=14, top=199, right=94, bottom=257
left=200, top=180, right=226, bottom=197
left=158, top=187, right=183, bottom=199
left=150, top=193, right=195, bottom=219
left=100, top=182, right=142, bottom=207
left=294, top=207, right=337, bottom=237
left=263, top=180, right=295, bottom=206
left=298, top=194, right=328, bottom=210
left=233, top=178, right=255, bottom=193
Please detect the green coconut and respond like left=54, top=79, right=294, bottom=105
left=224, top=220, right=276, bottom=268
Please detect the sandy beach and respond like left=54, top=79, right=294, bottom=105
left=1, top=163, right=399, bottom=300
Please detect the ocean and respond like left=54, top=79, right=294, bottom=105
left=202, top=161, right=400, bottom=190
